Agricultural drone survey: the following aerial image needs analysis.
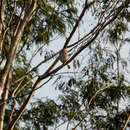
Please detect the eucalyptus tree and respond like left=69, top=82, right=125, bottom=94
left=0, top=0, right=130, bottom=130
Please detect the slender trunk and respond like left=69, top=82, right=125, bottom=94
left=116, top=48, right=120, bottom=130
left=0, top=71, right=11, bottom=130
left=0, top=1, right=37, bottom=129
left=8, top=78, right=41, bottom=130
left=0, top=0, right=5, bottom=57
left=0, top=0, right=37, bottom=96
left=116, top=49, right=120, bottom=113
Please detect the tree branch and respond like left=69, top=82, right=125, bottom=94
left=36, top=0, right=97, bottom=80
left=8, top=77, right=41, bottom=130
left=63, top=0, right=96, bottom=48
left=12, top=50, right=59, bottom=85
left=122, top=115, right=130, bottom=130
left=0, top=0, right=37, bottom=97
left=0, top=69, right=12, bottom=130
left=7, top=1, right=128, bottom=129
left=39, top=1, right=125, bottom=81
left=0, top=0, right=5, bottom=64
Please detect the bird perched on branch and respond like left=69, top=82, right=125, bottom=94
left=59, top=49, right=70, bottom=69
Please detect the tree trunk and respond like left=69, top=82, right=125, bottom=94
left=0, top=0, right=5, bottom=57
left=0, top=1, right=37, bottom=129
left=8, top=78, right=41, bottom=130
left=0, top=72, right=11, bottom=130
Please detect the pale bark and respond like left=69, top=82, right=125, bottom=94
left=7, top=1, right=127, bottom=130
left=0, top=1, right=37, bottom=130
left=0, top=0, right=129, bottom=129
left=0, top=0, right=5, bottom=57
left=8, top=78, right=41, bottom=130
left=7, top=1, right=95, bottom=128
left=0, top=70, right=11, bottom=130
left=0, top=0, right=37, bottom=96
left=39, top=1, right=125, bottom=81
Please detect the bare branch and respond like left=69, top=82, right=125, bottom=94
left=122, top=115, right=130, bottom=130
left=35, top=0, right=97, bottom=81
left=12, top=50, right=59, bottom=85
left=63, top=0, right=96, bottom=48
left=39, top=1, right=125, bottom=81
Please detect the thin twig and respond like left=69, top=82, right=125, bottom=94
left=34, top=76, right=53, bottom=91
left=63, top=0, right=96, bottom=48
left=12, top=50, right=59, bottom=85
left=122, top=115, right=130, bottom=130
left=88, top=83, right=111, bottom=106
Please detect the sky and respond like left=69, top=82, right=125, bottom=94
left=27, top=1, right=130, bottom=129
left=30, top=2, right=99, bottom=100
left=34, top=14, right=130, bottom=101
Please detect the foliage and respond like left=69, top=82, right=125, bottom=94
left=21, top=99, right=59, bottom=130
left=0, top=0, right=130, bottom=130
